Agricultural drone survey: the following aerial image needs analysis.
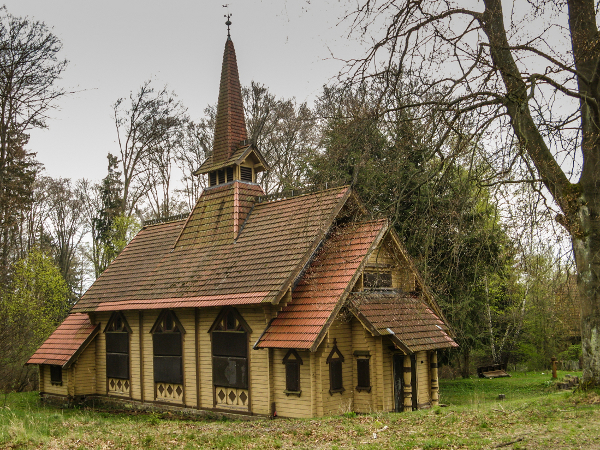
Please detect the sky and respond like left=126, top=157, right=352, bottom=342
left=3, top=0, right=366, bottom=183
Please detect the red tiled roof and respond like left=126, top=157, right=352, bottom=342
left=350, top=292, right=458, bottom=352
left=27, top=313, right=99, bottom=367
left=73, top=185, right=351, bottom=312
left=256, top=219, right=388, bottom=350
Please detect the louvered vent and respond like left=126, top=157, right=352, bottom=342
left=209, top=171, right=217, bottom=186
left=218, top=169, right=225, bottom=184
left=226, top=167, right=234, bottom=182
left=240, top=166, right=252, bottom=182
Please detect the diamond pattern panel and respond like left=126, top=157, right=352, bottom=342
left=215, top=386, right=249, bottom=410
left=108, top=377, right=130, bottom=396
left=155, top=382, right=183, bottom=402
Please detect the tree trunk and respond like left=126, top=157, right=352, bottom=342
left=574, top=190, right=600, bottom=386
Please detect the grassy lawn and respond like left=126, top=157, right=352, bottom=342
left=1, top=371, right=599, bottom=449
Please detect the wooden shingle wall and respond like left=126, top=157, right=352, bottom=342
left=73, top=340, right=96, bottom=396
left=319, top=319, right=354, bottom=416
left=351, top=317, right=376, bottom=412
left=95, top=312, right=110, bottom=394
left=42, top=366, right=68, bottom=396
left=415, top=350, right=431, bottom=407
left=366, top=240, right=415, bottom=291
left=271, top=349, right=312, bottom=418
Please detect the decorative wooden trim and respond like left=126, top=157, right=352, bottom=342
left=208, top=306, right=252, bottom=334
left=282, top=349, right=304, bottom=365
left=103, top=311, right=133, bottom=334
left=284, top=390, right=302, bottom=397
left=149, top=309, right=186, bottom=334
left=326, top=339, right=345, bottom=364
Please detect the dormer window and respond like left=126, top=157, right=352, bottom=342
left=364, top=270, right=393, bottom=289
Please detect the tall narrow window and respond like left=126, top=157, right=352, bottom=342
left=282, top=349, right=303, bottom=395
left=105, top=312, right=131, bottom=381
left=151, top=310, right=184, bottom=385
left=327, top=339, right=345, bottom=395
left=210, top=307, right=252, bottom=409
left=226, top=166, right=234, bottom=182
left=354, top=351, right=371, bottom=393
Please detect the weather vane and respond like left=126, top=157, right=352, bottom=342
left=223, top=5, right=232, bottom=39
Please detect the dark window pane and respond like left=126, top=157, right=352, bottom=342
left=364, top=271, right=392, bottom=289
left=357, top=359, right=370, bottom=388
left=240, top=166, right=252, bottom=182
left=212, top=356, right=248, bottom=389
left=50, top=365, right=62, bottom=383
left=153, top=333, right=182, bottom=356
left=107, top=353, right=129, bottom=379
left=153, top=356, right=183, bottom=384
left=106, top=332, right=128, bottom=354
left=286, top=361, right=300, bottom=392
left=330, top=359, right=343, bottom=391
left=212, top=331, right=247, bottom=357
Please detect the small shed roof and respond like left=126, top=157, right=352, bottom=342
left=350, top=291, right=458, bottom=353
left=27, top=313, right=99, bottom=367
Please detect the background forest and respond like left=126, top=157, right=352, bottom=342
left=0, top=7, right=580, bottom=393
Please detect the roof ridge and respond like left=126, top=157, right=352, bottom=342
left=256, top=184, right=349, bottom=204
left=142, top=213, right=190, bottom=227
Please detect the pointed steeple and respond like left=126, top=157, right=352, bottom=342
left=212, top=38, right=247, bottom=164
left=194, top=31, right=269, bottom=184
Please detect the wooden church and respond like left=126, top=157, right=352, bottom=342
left=28, top=33, right=457, bottom=418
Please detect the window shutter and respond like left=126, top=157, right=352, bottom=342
left=357, top=359, right=371, bottom=389
left=285, top=361, right=300, bottom=392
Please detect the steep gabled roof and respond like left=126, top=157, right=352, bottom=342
left=255, top=219, right=388, bottom=350
left=349, top=291, right=458, bottom=353
left=27, top=313, right=99, bottom=367
left=195, top=144, right=269, bottom=175
left=73, top=186, right=352, bottom=312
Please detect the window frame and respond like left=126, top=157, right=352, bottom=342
left=282, top=349, right=303, bottom=396
left=50, top=365, right=63, bottom=386
left=354, top=351, right=372, bottom=393
left=104, top=312, right=132, bottom=381
left=326, top=339, right=345, bottom=395
left=209, top=307, right=252, bottom=391
left=150, top=310, right=185, bottom=385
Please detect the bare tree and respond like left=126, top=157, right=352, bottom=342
left=244, top=82, right=318, bottom=193
left=0, top=7, right=66, bottom=278
left=113, top=80, right=187, bottom=216
left=174, top=118, right=212, bottom=211
left=346, top=0, right=600, bottom=384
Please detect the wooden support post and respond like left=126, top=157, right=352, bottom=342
left=551, top=357, right=558, bottom=379
left=430, top=351, right=439, bottom=406
left=403, top=355, right=412, bottom=411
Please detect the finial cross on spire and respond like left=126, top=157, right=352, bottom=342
left=223, top=5, right=232, bottom=39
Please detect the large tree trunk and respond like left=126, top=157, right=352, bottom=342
left=574, top=191, right=600, bottom=385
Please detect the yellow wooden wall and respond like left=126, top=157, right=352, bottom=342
left=271, top=348, right=312, bottom=418
left=415, top=350, right=431, bottom=407
left=318, top=319, right=354, bottom=416
left=73, top=340, right=96, bottom=396
left=366, top=239, right=415, bottom=291
left=41, top=365, right=69, bottom=396
left=95, top=312, right=110, bottom=395
left=351, top=317, right=376, bottom=412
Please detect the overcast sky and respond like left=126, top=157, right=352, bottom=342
left=3, top=1, right=366, bottom=183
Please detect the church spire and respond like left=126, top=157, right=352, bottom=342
left=211, top=36, right=248, bottom=165
left=194, top=23, right=269, bottom=183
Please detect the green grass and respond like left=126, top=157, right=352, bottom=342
left=1, top=371, right=599, bottom=449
